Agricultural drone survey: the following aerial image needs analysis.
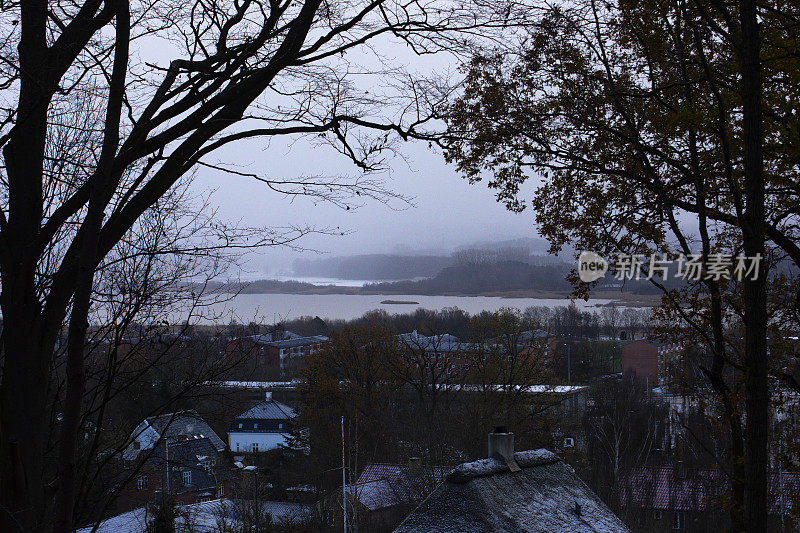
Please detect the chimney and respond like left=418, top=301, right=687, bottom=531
left=265, top=391, right=272, bottom=401
left=488, top=426, right=520, bottom=472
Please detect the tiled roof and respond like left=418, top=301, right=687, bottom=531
left=145, top=411, right=225, bottom=451
left=398, top=332, right=472, bottom=353
left=619, top=466, right=720, bottom=511
left=248, top=331, right=303, bottom=343
left=234, top=399, right=296, bottom=420
left=620, top=466, right=800, bottom=515
left=346, top=463, right=448, bottom=511
left=265, top=335, right=328, bottom=349
left=394, top=450, right=629, bottom=533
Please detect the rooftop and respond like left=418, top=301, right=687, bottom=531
left=345, top=463, right=449, bottom=512
left=394, top=449, right=629, bottom=533
left=621, top=465, right=800, bottom=515
left=144, top=411, right=225, bottom=451
left=233, top=399, right=297, bottom=421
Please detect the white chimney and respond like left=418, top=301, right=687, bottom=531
left=488, top=426, right=513, bottom=459
left=488, top=426, right=520, bottom=472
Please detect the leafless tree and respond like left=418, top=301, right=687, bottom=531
left=0, top=0, right=527, bottom=529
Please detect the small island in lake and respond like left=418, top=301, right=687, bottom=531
left=381, top=299, right=420, bottom=305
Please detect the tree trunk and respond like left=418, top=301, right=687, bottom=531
left=0, top=293, right=49, bottom=533
left=739, top=0, right=769, bottom=530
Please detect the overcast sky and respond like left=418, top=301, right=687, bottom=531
left=192, top=127, right=543, bottom=277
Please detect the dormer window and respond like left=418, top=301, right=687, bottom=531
left=182, top=471, right=192, bottom=486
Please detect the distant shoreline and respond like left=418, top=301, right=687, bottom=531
left=202, top=281, right=659, bottom=307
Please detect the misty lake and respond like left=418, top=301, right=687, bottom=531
left=189, top=293, right=616, bottom=324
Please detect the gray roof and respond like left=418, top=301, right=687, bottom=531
left=145, top=411, right=226, bottom=451
left=264, top=335, right=328, bottom=349
left=398, top=332, right=472, bottom=353
left=248, top=331, right=303, bottom=344
left=394, top=450, right=629, bottom=533
left=346, top=463, right=448, bottom=511
left=234, top=399, right=296, bottom=420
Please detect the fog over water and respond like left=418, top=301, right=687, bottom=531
left=184, top=293, right=615, bottom=324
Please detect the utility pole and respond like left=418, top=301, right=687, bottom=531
left=342, top=415, right=347, bottom=533
left=563, top=342, right=571, bottom=385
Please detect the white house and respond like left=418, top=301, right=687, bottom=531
left=228, top=393, right=296, bottom=453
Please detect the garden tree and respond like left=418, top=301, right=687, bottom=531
left=457, top=308, right=552, bottom=456
left=0, top=0, right=525, bottom=529
left=443, top=0, right=795, bottom=527
left=390, top=326, right=472, bottom=464
left=297, top=325, right=403, bottom=492
left=583, top=374, right=661, bottom=521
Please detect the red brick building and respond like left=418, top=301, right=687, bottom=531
left=621, top=340, right=660, bottom=383
left=116, top=437, right=234, bottom=513
left=224, top=332, right=328, bottom=379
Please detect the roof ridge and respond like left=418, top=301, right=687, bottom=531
left=445, top=449, right=560, bottom=484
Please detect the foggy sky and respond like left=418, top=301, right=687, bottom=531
left=192, top=127, right=544, bottom=277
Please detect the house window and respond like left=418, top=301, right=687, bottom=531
left=672, top=511, right=684, bottom=530
left=137, top=475, right=147, bottom=491
left=254, top=423, right=258, bottom=429
left=252, top=442, right=259, bottom=452
left=183, top=471, right=192, bottom=486
left=238, top=423, right=243, bottom=429
left=278, top=423, right=284, bottom=430
left=653, top=510, right=662, bottom=520
left=563, top=437, right=575, bottom=448
left=236, top=442, right=240, bottom=452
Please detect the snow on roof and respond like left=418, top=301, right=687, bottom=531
left=205, top=381, right=586, bottom=395
left=77, top=499, right=314, bottom=533
left=395, top=449, right=629, bottom=533
left=144, top=411, right=226, bottom=451
left=233, top=399, right=296, bottom=420
left=204, top=380, right=302, bottom=389
left=76, top=507, right=151, bottom=533
left=345, top=463, right=449, bottom=511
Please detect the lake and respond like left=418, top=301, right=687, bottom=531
left=187, top=293, right=616, bottom=323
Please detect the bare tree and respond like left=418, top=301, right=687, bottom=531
left=0, top=0, right=525, bottom=530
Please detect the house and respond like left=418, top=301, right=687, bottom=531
left=117, top=436, right=235, bottom=513
left=621, top=340, right=660, bottom=383
left=77, top=498, right=315, bottom=532
left=228, top=392, right=296, bottom=453
left=322, top=460, right=448, bottom=530
left=124, top=411, right=226, bottom=460
left=394, top=428, right=629, bottom=532
left=619, top=465, right=800, bottom=531
left=224, top=331, right=328, bottom=378
left=397, top=331, right=475, bottom=378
